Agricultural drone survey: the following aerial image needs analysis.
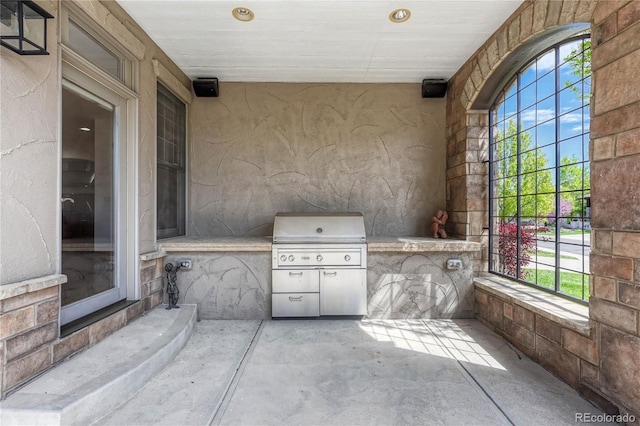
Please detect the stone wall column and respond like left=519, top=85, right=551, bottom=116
left=589, top=0, right=640, bottom=418
left=445, top=64, right=472, bottom=240
left=465, top=111, right=490, bottom=274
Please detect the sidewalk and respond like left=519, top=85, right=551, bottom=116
left=534, top=248, right=590, bottom=273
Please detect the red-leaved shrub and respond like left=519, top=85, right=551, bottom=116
left=498, top=221, right=536, bottom=279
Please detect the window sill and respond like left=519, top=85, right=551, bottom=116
left=474, top=275, right=591, bottom=336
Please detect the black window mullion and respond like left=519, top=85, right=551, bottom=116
left=489, top=109, right=495, bottom=274
left=554, top=45, right=561, bottom=294
left=516, top=74, right=522, bottom=280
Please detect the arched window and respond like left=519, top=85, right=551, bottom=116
left=489, top=34, right=591, bottom=302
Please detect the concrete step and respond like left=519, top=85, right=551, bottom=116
left=95, top=320, right=262, bottom=426
left=0, top=305, right=197, bottom=426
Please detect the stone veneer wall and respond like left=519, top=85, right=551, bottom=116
left=445, top=0, right=640, bottom=420
left=139, top=257, right=165, bottom=311
left=588, top=0, right=640, bottom=418
left=0, top=259, right=164, bottom=398
left=189, top=84, right=446, bottom=237
left=0, top=281, right=60, bottom=398
left=474, top=285, right=608, bottom=410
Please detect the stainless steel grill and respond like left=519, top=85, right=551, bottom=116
left=271, top=212, right=367, bottom=317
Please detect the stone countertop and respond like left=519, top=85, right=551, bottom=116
left=158, top=236, right=480, bottom=253
left=367, top=237, right=481, bottom=252
left=159, top=236, right=273, bottom=252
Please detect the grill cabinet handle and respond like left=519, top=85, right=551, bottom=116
left=289, top=272, right=303, bottom=277
left=323, top=271, right=338, bottom=277
left=289, top=296, right=303, bottom=302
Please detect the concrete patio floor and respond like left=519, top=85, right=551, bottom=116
left=0, top=306, right=611, bottom=426
left=97, top=317, right=609, bottom=426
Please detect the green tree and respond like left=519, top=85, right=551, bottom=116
left=564, top=38, right=591, bottom=99
left=494, top=119, right=555, bottom=220
left=561, top=37, right=591, bottom=220
left=559, top=155, right=590, bottom=218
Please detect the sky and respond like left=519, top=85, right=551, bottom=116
left=492, top=37, right=590, bottom=185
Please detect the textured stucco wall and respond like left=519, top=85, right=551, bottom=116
left=189, top=83, right=446, bottom=238
left=99, top=0, right=192, bottom=254
left=368, top=252, right=475, bottom=319
left=166, top=250, right=474, bottom=320
left=166, top=252, right=271, bottom=319
left=0, top=0, right=192, bottom=287
left=0, top=0, right=59, bottom=285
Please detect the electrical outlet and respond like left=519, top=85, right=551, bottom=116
left=446, top=259, right=462, bottom=270
left=178, top=259, right=192, bottom=270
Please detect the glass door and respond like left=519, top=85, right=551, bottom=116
left=60, top=75, right=127, bottom=324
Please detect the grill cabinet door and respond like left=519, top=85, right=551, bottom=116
left=319, top=269, right=367, bottom=315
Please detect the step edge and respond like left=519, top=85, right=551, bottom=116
left=0, top=305, right=197, bottom=426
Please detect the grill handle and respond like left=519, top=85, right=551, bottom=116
left=289, top=296, right=303, bottom=302
left=288, top=272, right=303, bottom=277
left=323, top=271, right=338, bottom=277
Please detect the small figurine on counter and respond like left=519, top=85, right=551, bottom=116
left=431, top=210, right=448, bottom=239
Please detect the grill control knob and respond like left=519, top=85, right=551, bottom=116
left=344, top=255, right=351, bottom=262
left=280, top=255, right=287, bottom=262
left=317, top=255, right=323, bottom=262
left=288, top=255, right=295, bottom=262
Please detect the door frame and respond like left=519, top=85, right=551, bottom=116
left=59, top=51, right=139, bottom=325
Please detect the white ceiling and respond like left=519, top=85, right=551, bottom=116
left=116, top=0, right=523, bottom=83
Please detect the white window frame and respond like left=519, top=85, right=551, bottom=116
left=58, top=5, right=139, bottom=324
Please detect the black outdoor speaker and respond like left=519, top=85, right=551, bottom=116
left=193, top=78, right=219, bottom=97
left=422, top=79, right=448, bottom=98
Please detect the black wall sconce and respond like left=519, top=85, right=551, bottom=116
left=1, top=0, right=53, bottom=55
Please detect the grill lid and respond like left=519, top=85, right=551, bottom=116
left=273, top=212, right=366, bottom=243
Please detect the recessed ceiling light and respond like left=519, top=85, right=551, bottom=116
left=232, top=7, right=254, bottom=22
left=80, top=127, right=91, bottom=132
left=389, top=8, right=411, bottom=23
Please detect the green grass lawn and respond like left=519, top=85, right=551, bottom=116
left=524, top=269, right=588, bottom=300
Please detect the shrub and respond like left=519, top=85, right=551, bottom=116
left=497, top=221, right=536, bottom=279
